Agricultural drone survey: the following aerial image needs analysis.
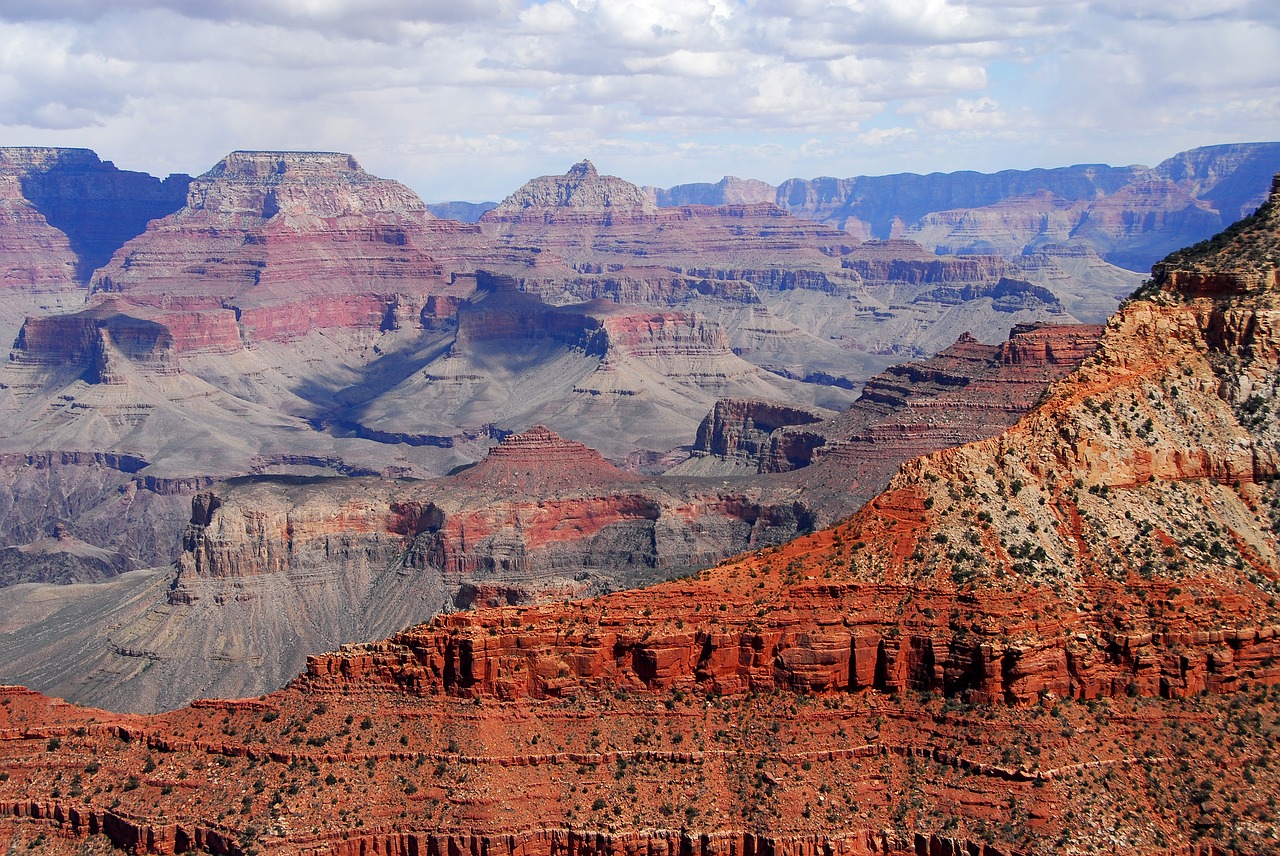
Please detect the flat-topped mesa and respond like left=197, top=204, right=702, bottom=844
left=1150, top=173, right=1280, bottom=299
left=453, top=426, right=640, bottom=492
left=839, top=244, right=1014, bottom=290
left=182, top=150, right=430, bottom=222
left=11, top=298, right=181, bottom=378
left=0, top=146, right=103, bottom=171
left=483, top=160, right=659, bottom=223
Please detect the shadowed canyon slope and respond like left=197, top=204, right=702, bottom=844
left=0, top=147, right=188, bottom=346
left=3, top=177, right=1280, bottom=856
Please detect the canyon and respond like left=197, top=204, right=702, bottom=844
left=0, top=148, right=1128, bottom=575
left=0, top=316, right=1103, bottom=713
left=0, top=145, right=1272, bottom=711
left=1, top=170, right=1280, bottom=856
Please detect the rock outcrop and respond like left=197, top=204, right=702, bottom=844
left=176, top=426, right=810, bottom=595
left=477, top=163, right=1103, bottom=396
left=688, top=399, right=827, bottom=471
left=83, top=150, right=460, bottom=343
left=0, top=524, right=135, bottom=586
left=485, top=160, right=658, bottom=223
left=0, top=151, right=491, bottom=573
left=338, top=271, right=848, bottom=463
left=0, top=147, right=190, bottom=351
left=795, top=321, right=1104, bottom=479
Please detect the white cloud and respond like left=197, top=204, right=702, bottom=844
left=0, top=0, right=1274, bottom=198
left=858, top=126, right=917, bottom=147
left=921, top=96, right=1007, bottom=131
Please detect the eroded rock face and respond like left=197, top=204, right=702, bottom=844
left=137, top=308, right=1096, bottom=708
left=0, top=151, right=489, bottom=574
left=0, top=524, right=135, bottom=586
left=796, top=321, right=1104, bottom=477
left=300, top=569, right=1279, bottom=705
left=0, top=424, right=817, bottom=710
left=0, top=304, right=1099, bottom=710
left=691, top=399, right=827, bottom=466
left=0, top=147, right=191, bottom=356
left=485, top=160, right=658, bottom=222
left=84, top=150, right=454, bottom=342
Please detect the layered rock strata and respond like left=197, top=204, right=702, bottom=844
left=176, top=427, right=811, bottom=594
left=0, top=426, right=808, bottom=712
left=0, top=305, right=1102, bottom=710
left=0, top=151, right=486, bottom=572
left=82, top=150, right=467, bottom=347
left=338, top=271, right=849, bottom=463
left=654, top=142, right=1280, bottom=274
left=14, top=661, right=1271, bottom=856
left=0, top=147, right=190, bottom=351
left=480, top=161, right=1102, bottom=378
left=485, top=160, right=658, bottom=222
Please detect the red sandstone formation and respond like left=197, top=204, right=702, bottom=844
left=16, top=424, right=814, bottom=711
left=0, top=298, right=1100, bottom=712
left=0, top=306, right=1100, bottom=712
left=0, top=154, right=1244, bottom=725
left=795, top=321, right=1104, bottom=477
left=176, top=424, right=806, bottom=601
left=0, top=151, right=494, bottom=572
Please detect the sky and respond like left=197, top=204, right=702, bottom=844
left=0, top=0, right=1278, bottom=202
